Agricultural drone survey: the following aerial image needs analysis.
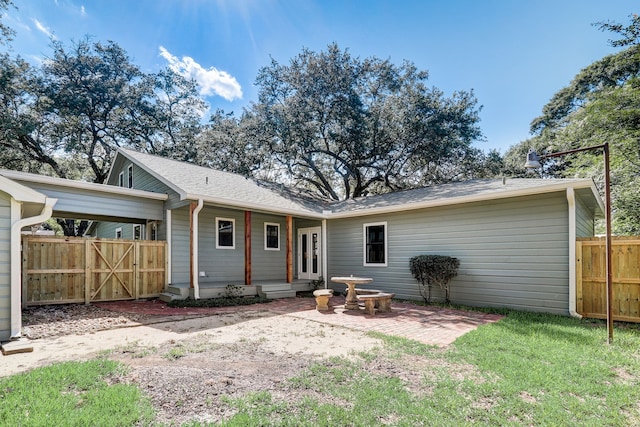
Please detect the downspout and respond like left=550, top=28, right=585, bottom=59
left=10, top=197, right=57, bottom=339
left=166, top=209, right=172, bottom=285
left=191, top=199, right=204, bottom=300
left=566, top=188, right=582, bottom=318
left=322, top=219, right=328, bottom=289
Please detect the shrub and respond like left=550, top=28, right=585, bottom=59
left=409, top=255, right=460, bottom=304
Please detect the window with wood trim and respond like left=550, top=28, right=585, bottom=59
left=216, top=217, right=235, bottom=249
left=118, top=172, right=124, bottom=187
left=264, top=222, right=280, bottom=250
left=363, top=222, right=387, bottom=266
left=115, top=227, right=123, bottom=239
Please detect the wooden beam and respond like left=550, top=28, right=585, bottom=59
left=189, top=202, right=195, bottom=289
left=286, top=215, right=293, bottom=283
left=245, top=211, right=252, bottom=285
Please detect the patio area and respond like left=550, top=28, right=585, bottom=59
left=97, top=295, right=504, bottom=347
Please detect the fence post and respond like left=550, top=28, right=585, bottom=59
left=576, top=240, right=583, bottom=315
left=21, top=237, right=28, bottom=309
left=84, top=239, right=91, bottom=305
left=134, top=241, right=140, bottom=299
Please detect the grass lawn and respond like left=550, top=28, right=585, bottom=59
left=2, top=310, right=639, bottom=426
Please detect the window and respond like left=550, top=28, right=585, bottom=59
left=147, top=221, right=158, bottom=241
left=115, top=227, right=123, bottom=239
left=127, top=164, right=133, bottom=188
left=363, top=222, right=387, bottom=266
left=118, top=172, right=124, bottom=187
left=264, top=222, right=280, bottom=250
left=216, top=217, right=235, bottom=249
left=133, top=224, right=143, bottom=240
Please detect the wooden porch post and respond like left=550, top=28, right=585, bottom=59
left=286, top=215, right=293, bottom=283
left=245, top=211, right=252, bottom=285
left=189, top=202, right=195, bottom=289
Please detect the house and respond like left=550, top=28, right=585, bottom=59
left=97, top=148, right=603, bottom=315
left=0, top=148, right=603, bottom=342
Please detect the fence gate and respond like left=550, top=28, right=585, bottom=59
left=576, top=236, right=640, bottom=323
left=22, top=236, right=167, bottom=306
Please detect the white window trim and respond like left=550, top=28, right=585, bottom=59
left=264, top=222, right=280, bottom=251
left=127, top=164, right=133, bottom=188
left=118, top=172, right=124, bottom=187
left=115, top=227, right=123, bottom=239
left=363, top=221, right=388, bottom=267
left=216, top=217, right=236, bottom=249
left=133, top=224, right=144, bottom=240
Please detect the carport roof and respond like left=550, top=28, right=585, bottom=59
left=0, top=174, right=48, bottom=218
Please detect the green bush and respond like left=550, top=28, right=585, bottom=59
left=167, top=295, right=269, bottom=308
left=409, top=255, right=460, bottom=303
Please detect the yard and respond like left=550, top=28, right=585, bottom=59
left=2, top=302, right=640, bottom=426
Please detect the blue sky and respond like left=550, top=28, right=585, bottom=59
left=3, top=0, right=635, bottom=153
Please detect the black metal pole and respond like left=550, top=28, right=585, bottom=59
left=538, top=143, right=613, bottom=343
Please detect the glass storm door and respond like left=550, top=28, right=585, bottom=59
left=298, top=227, right=321, bottom=280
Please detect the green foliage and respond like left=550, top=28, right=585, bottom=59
left=167, top=295, right=269, bottom=308
left=0, top=359, right=154, bottom=426
left=409, top=254, right=460, bottom=303
left=207, top=43, right=488, bottom=201
left=0, top=0, right=15, bottom=44
left=224, top=283, right=245, bottom=298
left=506, top=15, right=640, bottom=234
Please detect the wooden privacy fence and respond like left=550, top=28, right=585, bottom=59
left=22, top=236, right=167, bottom=306
left=576, top=236, right=640, bottom=322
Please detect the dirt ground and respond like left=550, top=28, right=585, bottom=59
left=7, top=303, right=396, bottom=425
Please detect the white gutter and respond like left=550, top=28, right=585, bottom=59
left=566, top=188, right=582, bottom=318
left=10, top=197, right=57, bottom=338
left=183, top=193, right=326, bottom=219
left=321, top=219, right=328, bottom=289
left=191, top=199, right=204, bottom=299
left=0, top=169, right=168, bottom=200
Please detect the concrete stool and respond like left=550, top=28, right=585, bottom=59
left=313, top=289, right=334, bottom=311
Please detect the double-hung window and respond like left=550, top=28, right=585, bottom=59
left=363, top=222, right=387, bottom=266
left=264, top=222, right=280, bottom=250
left=216, top=217, right=235, bottom=249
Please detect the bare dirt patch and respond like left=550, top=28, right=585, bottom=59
left=12, top=303, right=480, bottom=425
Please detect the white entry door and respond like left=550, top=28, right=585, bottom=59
left=298, top=227, right=322, bottom=280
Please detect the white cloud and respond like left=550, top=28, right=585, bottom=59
left=80, top=6, right=86, bottom=17
left=33, top=18, right=56, bottom=40
left=159, top=46, right=242, bottom=102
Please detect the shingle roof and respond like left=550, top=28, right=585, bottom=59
left=327, top=178, right=600, bottom=217
left=119, top=149, right=602, bottom=218
left=118, top=149, right=326, bottom=217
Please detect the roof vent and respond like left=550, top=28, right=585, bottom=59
left=206, top=177, right=209, bottom=185
left=502, top=176, right=506, bottom=186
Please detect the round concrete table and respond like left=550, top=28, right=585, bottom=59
left=331, top=276, right=373, bottom=310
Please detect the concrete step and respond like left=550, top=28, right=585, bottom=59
left=258, top=283, right=292, bottom=293
left=159, top=292, right=187, bottom=303
left=263, top=290, right=296, bottom=299
left=167, top=284, right=190, bottom=298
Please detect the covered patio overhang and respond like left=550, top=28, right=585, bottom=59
left=184, top=196, right=327, bottom=299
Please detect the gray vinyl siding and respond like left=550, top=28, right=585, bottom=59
left=327, top=192, right=571, bottom=315
left=197, top=207, right=245, bottom=282
left=0, top=193, right=11, bottom=340
left=170, top=206, right=191, bottom=284
left=251, top=213, right=286, bottom=280
left=576, top=194, right=595, bottom=237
